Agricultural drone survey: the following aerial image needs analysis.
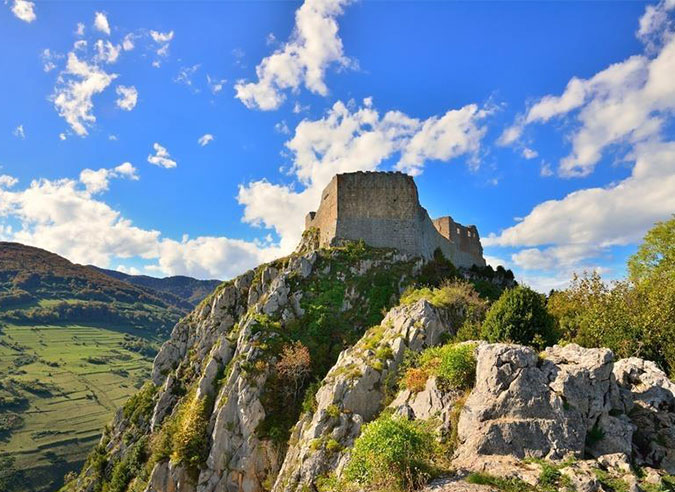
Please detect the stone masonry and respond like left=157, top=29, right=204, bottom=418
left=304, top=171, right=486, bottom=268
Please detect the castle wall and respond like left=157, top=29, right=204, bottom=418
left=304, top=172, right=486, bottom=268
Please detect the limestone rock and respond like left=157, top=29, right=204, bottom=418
left=454, top=343, right=633, bottom=467
left=273, top=299, right=461, bottom=492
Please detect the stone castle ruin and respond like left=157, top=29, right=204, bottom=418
left=304, top=171, right=486, bottom=268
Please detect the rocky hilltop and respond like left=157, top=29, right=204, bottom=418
left=60, top=176, right=674, bottom=492
left=62, top=236, right=675, bottom=492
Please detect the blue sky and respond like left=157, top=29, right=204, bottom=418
left=1, top=0, right=674, bottom=291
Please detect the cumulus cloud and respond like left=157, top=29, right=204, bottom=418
left=93, top=12, right=111, bottom=36
left=94, top=39, right=121, bottom=64
left=52, top=52, right=118, bottom=136
left=235, top=0, right=354, bottom=110
left=0, top=172, right=158, bottom=267
left=207, top=75, right=226, bottom=94
left=13, top=125, right=25, bottom=139
left=522, top=147, right=538, bottom=159
left=485, top=140, right=675, bottom=272
left=198, top=134, right=214, bottom=146
left=79, top=162, right=138, bottom=194
left=115, top=85, right=138, bottom=111
left=0, top=168, right=281, bottom=278
left=75, top=22, right=85, bottom=36
left=500, top=1, right=675, bottom=177
left=0, top=175, right=18, bottom=188
left=238, top=97, right=490, bottom=252
left=175, top=64, right=200, bottom=86
left=10, top=0, right=35, bottom=23
left=147, top=143, right=177, bottom=169
left=150, top=30, right=174, bottom=59
left=122, top=34, right=135, bottom=51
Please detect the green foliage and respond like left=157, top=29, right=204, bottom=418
left=548, top=218, right=675, bottom=376
left=628, top=215, right=675, bottom=283
left=404, top=342, right=477, bottom=393
left=466, top=472, right=537, bottom=492
left=586, top=423, right=605, bottom=446
left=436, top=343, right=477, bottom=390
left=481, top=286, right=557, bottom=349
left=594, top=469, right=630, bottom=492
left=122, top=383, right=157, bottom=425
left=344, top=414, right=435, bottom=491
left=104, top=437, right=148, bottom=492
left=170, top=391, right=212, bottom=478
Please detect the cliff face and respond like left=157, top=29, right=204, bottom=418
left=63, top=241, right=451, bottom=492
left=63, top=239, right=675, bottom=492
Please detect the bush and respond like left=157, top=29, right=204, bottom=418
left=437, top=343, right=477, bottom=390
left=344, top=414, right=435, bottom=491
left=481, top=286, right=556, bottom=349
left=404, top=343, right=477, bottom=393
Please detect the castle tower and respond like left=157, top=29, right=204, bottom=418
left=304, top=171, right=486, bottom=268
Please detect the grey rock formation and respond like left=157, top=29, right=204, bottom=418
left=454, top=343, right=634, bottom=468
left=273, top=299, right=463, bottom=492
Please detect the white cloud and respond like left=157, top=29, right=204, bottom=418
left=397, top=104, right=490, bottom=175
left=198, top=134, right=214, bottom=147
left=485, top=140, right=675, bottom=270
left=79, top=162, right=139, bottom=194
left=150, top=30, right=174, bottom=43
left=500, top=2, right=675, bottom=177
left=0, top=175, right=18, bottom=188
left=235, top=0, right=354, bottom=110
left=94, top=39, right=121, bottom=64
left=52, top=52, right=118, bottom=136
left=122, top=34, right=135, bottom=51
left=274, top=120, right=291, bottom=135
left=147, top=143, right=177, bottom=169
left=207, top=75, right=226, bottom=94
left=0, top=169, right=280, bottom=278
left=155, top=236, right=280, bottom=279
left=13, top=125, right=25, bottom=139
left=59, top=133, right=67, bottom=141
left=0, top=174, right=159, bottom=267
left=93, top=12, right=111, bottom=36
left=75, top=22, right=85, bottom=36
left=540, top=162, right=554, bottom=177
left=293, top=101, right=310, bottom=114
left=522, top=147, right=538, bottom=159
left=238, top=97, right=489, bottom=253
left=41, top=49, right=60, bottom=72
left=175, top=64, right=200, bottom=86
left=10, top=0, right=35, bottom=23
left=115, top=85, right=138, bottom=111
left=150, top=30, right=174, bottom=59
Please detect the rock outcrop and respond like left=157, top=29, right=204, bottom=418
left=64, top=240, right=674, bottom=492
left=274, top=299, right=467, bottom=492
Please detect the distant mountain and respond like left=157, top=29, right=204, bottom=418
left=90, top=267, right=221, bottom=307
left=0, top=242, right=191, bottom=335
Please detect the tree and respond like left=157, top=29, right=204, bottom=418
left=276, top=341, right=312, bottom=402
left=481, top=286, right=557, bottom=348
left=628, top=215, right=675, bottom=283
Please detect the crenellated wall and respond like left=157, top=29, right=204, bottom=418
left=305, top=171, right=486, bottom=268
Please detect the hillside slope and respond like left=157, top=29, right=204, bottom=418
left=62, top=236, right=517, bottom=492
left=90, top=267, right=220, bottom=307
left=0, top=242, right=212, bottom=492
left=0, top=242, right=186, bottom=334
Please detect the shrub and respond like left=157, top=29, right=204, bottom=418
left=276, top=341, right=312, bottom=402
left=344, top=414, right=435, bottom=491
left=481, top=286, right=557, bottom=349
left=404, top=343, right=477, bottom=393
left=170, top=391, right=211, bottom=478
left=437, top=343, right=477, bottom=391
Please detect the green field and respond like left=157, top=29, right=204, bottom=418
left=0, top=323, right=159, bottom=492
